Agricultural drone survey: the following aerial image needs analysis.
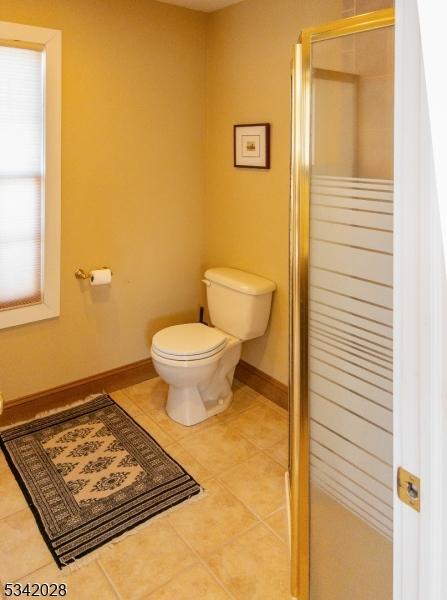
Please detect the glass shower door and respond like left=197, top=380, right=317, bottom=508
left=309, top=24, right=394, bottom=600
left=289, top=11, right=395, bottom=600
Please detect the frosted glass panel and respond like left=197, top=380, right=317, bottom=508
left=309, top=27, right=394, bottom=600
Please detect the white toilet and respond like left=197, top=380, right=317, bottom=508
left=151, top=267, right=276, bottom=426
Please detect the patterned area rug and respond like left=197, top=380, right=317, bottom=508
left=0, top=395, right=202, bottom=568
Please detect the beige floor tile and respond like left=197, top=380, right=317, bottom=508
left=164, top=443, right=211, bottom=483
left=0, top=463, right=28, bottom=520
left=122, top=378, right=168, bottom=412
left=268, top=438, right=289, bottom=469
left=182, top=423, right=258, bottom=475
left=258, top=396, right=288, bottom=417
left=0, top=452, right=8, bottom=471
left=218, top=453, right=285, bottom=519
left=0, top=510, right=53, bottom=581
left=132, top=412, right=173, bottom=447
left=18, top=560, right=117, bottom=599
left=0, top=380, right=290, bottom=600
left=109, top=389, right=142, bottom=418
left=147, top=407, right=219, bottom=441
left=216, top=383, right=264, bottom=423
left=100, top=519, right=196, bottom=600
left=147, top=563, right=230, bottom=600
left=229, top=405, right=288, bottom=450
left=264, top=508, right=289, bottom=542
left=205, top=523, right=290, bottom=600
left=168, top=479, right=257, bottom=557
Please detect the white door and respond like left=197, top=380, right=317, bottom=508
left=394, top=1, right=447, bottom=599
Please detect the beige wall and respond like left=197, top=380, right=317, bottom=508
left=356, top=28, right=394, bottom=179
left=0, top=0, right=347, bottom=401
left=311, top=21, right=394, bottom=180
left=204, top=0, right=342, bottom=384
left=346, top=0, right=395, bottom=179
left=0, top=0, right=207, bottom=401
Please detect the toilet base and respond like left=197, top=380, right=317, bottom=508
left=166, top=386, right=233, bottom=426
left=153, top=333, right=242, bottom=427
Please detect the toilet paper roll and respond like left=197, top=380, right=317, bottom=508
left=90, top=268, right=112, bottom=286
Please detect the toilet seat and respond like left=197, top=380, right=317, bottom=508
left=152, top=323, right=227, bottom=361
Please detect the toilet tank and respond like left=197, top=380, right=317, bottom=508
left=204, top=268, right=276, bottom=341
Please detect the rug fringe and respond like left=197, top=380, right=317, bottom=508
left=0, top=393, right=106, bottom=431
left=59, top=487, right=207, bottom=572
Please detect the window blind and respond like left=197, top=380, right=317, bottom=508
left=0, top=44, right=44, bottom=310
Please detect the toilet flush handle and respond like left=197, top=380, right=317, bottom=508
left=202, top=279, right=211, bottom=287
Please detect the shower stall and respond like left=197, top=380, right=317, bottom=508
left=289, top=9, right=395, bottom=599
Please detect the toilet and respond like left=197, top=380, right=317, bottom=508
left=151, top=267, right=276, bottom=426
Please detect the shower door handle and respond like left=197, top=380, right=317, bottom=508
left=397, top=467, right=421, bottom=512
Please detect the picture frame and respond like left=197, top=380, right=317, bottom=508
left=233, top=123, right=271, bottom=169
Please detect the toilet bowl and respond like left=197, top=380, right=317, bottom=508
left=151, top=323, right=241, bottom=426
left=151, top=268, right=276, bottom=426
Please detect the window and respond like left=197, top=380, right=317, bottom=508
left=0, top=22, right=61, bottom=329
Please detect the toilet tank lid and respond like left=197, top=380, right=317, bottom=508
left=204, top=268, right=276, bottom=296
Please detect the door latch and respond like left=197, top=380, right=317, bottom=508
left=397, top=467, right=420, bottom=512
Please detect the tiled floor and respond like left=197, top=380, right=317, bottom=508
left=0, top=379, right=290, bottom=600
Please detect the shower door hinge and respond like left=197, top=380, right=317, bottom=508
left=397, top=467, right=421, bottom=512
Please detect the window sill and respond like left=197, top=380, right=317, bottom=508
left=0, top=299, right=60, bottom=330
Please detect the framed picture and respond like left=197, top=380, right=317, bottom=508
left=234, top=123, right=270, bottom=169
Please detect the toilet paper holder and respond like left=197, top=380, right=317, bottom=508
left=74, top=267, right=112, bottom=280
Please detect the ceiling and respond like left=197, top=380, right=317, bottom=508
left=156, top=0, right=243, bottom=12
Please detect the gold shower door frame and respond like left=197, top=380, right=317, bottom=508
left=289, top=9, right=395, bottom=600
